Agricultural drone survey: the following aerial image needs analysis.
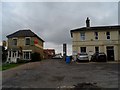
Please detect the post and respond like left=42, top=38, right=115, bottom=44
left=63, top=43, right=67, bottom=61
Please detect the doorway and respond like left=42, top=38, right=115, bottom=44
left=106, top=46, right=114, bottom=61
left=12, top=51, right=17, bottom=63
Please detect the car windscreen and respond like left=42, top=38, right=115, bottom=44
left=99, top=53, right=105, bottom=55
left=79, top=53, right=87, bottom=55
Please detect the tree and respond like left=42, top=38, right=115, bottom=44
left=2, top=46, right=7, bottom=63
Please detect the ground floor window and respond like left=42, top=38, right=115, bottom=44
left=95, top=47, right=99, bottom=53
left=9, top=51, right=11, bottom=57
left=80, top=47, right=86, bottom=53
left=23, top=51, right=32, bottom=60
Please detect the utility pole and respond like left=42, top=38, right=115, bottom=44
left=63, top=43, right=67, bottom=61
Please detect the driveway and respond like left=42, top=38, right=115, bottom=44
left=2, top=59, right=119, bottom=88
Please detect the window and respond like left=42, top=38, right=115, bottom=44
left=106, top=32, right=110, bottom=39
left=23, top=51, right=31, bottom=60
left=95, top=47, right=99, bottom=53
left=119, top=31, right=120, bottom=40
left=12, top=51, right=16, bottom=57
left=25, top=37, right=31, bottom=45
left=80, top=47, right=86, bottom=53
left=9, top=51, right=11, bottom=57
left=94, top=32, right=98, bottom=40
left=17, top=51, right=19, bottom=57
left=13, top=39, right=17, bottom=46
left=80, top=32, right=85, bottom=41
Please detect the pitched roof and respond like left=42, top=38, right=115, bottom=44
left=6, top=29, right=44, bottom=42
left=70, top=25, right=120, bottom=37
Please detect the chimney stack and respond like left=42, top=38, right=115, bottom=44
left=86, top=17, right=90, bottom=27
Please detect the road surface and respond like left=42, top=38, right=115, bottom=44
left=2, top=59, right=119, bottom=89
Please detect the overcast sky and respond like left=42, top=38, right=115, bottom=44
left=1, top=1, right=119, bottom=55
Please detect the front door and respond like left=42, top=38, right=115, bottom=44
left=12, top=51, right=17, bottom=63
left=106, top=46, right=114, bottom=61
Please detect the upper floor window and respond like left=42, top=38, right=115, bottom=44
left=119, top=31, right=120, bottom=40
left=94, top=32, right=98, bottom=40
left=106, top=32, right=110, bottom=40
left=25, top=37, right=31, bottom=45
left=13, top=38, right=17, bottom=46
left=80, top=32, right=85, bottom=41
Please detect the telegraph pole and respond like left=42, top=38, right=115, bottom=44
left=63, top=43, right=67, bottom=61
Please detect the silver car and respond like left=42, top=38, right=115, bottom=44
left=77, top=52, right=89, bottom=62
left=52, top=55, right=62, bottom=59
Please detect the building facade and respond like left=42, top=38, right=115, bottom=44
left=70, top=18, right=120, bottom=61
left=43, top=49, right=55, bottom=59
left=6, top=29, right=44, bottom=63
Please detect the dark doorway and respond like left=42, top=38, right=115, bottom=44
left=95, top=47, right=99, bottom=53
left=106, top=46, right=114, bottom=61
left=80, top=47, right=86, bottom=53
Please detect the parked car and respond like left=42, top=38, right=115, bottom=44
left=91, top=52, right=107, bottom=62
left=52, top=55, right=62, bottom=59
left=76, top=52, right=89, bottom=62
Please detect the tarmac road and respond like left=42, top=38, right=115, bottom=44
left=2, top=59, right=119, bottom=89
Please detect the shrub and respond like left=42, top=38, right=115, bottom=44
left=31, top=52, right=41, bottom=62
left=17, top=59, right=29, bottom=63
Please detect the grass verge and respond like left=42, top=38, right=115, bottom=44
left=0, top=60, right=41, bottom=71
left=0, top=63, right=23, bottom=71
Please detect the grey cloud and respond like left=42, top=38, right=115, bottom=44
left=0, top=3, right=2, bottom=41
left=118, top=2, right=120, bottom=25
left=2, top=2, right=118, bottom=54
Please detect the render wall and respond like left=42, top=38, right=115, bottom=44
left=72, top=30, right=119, bottom=61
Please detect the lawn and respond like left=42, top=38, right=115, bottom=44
left=0, top=60, right=41, bottom=71
left=0, top=63, right=23, bottom=71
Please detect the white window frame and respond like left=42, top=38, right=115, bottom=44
left=12, top=38, right=18, bottom=46
left=22, top=50, right=32, bottom=60
left=7, top=50, right=20, bottom=59
left=25, top=37, right=31, bottom=46
left=80, top=32, right=85, bottom=41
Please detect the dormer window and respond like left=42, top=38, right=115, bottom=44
left=13, top=38, right=17, bottom=46
left=25, top=37, right=31, bottom=45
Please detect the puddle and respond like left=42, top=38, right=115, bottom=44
left=49, top=75, right=65, bottom=82
left=73, top=82, right=99, bottom=88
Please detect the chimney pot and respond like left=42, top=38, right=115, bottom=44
left=86, top=17, right=90, bottom=27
